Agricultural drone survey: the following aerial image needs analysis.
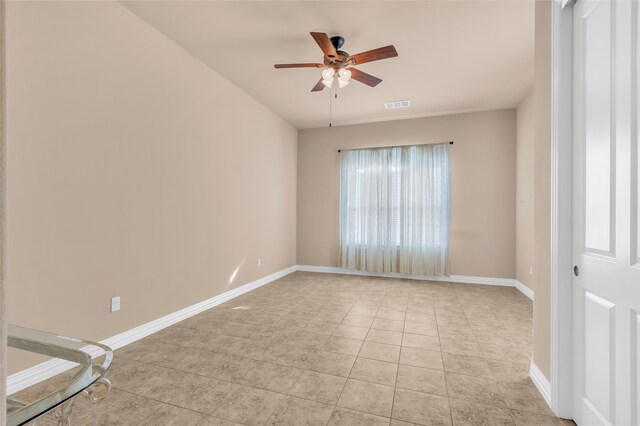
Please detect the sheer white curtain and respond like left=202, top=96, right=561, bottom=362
left=339, top=143, right=450, bottom=276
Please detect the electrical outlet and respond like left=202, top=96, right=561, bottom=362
left=111, top=296, right=121, bottom=312
left=257, top=258, right=262, bottom=267
left=529, top=266, right=533, bottom=276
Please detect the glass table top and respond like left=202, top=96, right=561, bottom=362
left=6, top=325, right=113, bottom=426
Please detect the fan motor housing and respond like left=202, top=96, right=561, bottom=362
left=324, top=50, right=350, bottom=69
left=330, top=36, right=345, bottom=49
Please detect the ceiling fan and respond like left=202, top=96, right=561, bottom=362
left=274, top=32, right=398, bottom=92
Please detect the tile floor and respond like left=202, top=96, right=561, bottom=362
left=23, top=272, right=574, bottom=425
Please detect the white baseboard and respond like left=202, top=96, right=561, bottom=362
left=530, top=360, right=552, bottom=409
left=515, top=280, right=535, bottom=300
left=6, top=265, right=297, bottom=396
left=296, top=264, right=535, bottom=300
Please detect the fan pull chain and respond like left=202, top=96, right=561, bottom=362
left=328, top=83, right=339, bottom=128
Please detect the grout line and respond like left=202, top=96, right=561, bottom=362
left=331, top=298, right=367, bottom=419
left=299, top=296, right=358, bottom=426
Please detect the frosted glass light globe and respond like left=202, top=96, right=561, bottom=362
left=321, top=69, right=335, bottom=81
left=338, top=68, right=352, bottom=80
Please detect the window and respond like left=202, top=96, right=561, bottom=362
left=339, top=143, right=450, bottom=276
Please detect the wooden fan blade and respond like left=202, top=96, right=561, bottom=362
left=347, top=45, right=398, bottom=65
left=274, top=63, right=324, bottom=69
left=311, top=79, right=326, bottom=92
left=350, top=68, right=383, bottom=87
left=310, top=32, right=338, bottom=59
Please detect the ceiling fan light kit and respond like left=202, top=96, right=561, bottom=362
left=274, top=32, right=398, bottom=92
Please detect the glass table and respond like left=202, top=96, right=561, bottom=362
left=6, top=325, right=113, bottom=426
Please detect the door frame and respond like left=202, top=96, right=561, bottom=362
left=0, top=1, right=7, bottom=424
left=551, top=0, right=575, bottom=419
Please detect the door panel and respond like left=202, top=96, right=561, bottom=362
left=573, top=0, right=640, bottom=425
left=583, top=0, right=613, bottom=254
left=635, top=0, right=640, bottom=266
left=583, top=291, right=615, bottom=421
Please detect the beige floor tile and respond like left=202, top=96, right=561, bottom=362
left=404, top=321, right=439, bottom=337
left=396, top=364, right=447, bottom=396
left=486, top=359, right=532, bottom=385
left=449, top=398, right=515, bottom=426
left=245, top=361, right=304, bottom=393
left=359, top=341, right=401, bottom=363
left=436, top=316, right=471, bottom=328
left=109, top=361, right=196, bottom=403
left=372, top=318, right=405, bottom=332
left=342, top=315, right=375, bottom=327
left=350, top=358, right=398, bottom=386
left=473, top=330, right=520, bottom=347
left=509, top=409, right=575, bottom=425
left=322, top=336, right=363, bottom=356
left=440, top=338, right=480, bottom=357
left=406, top=312, right=437, bottom=324
left=266, top=396, right=334, bottom=426
left=328, top=407, right=391, bottom=426
left=151, top=327, right=219, bottom=351
left=376, top=310, right=406, bottom=321
left=478, top=344, right=531, bottom=364
left=169, top=376, right=242, bottom=414
left=350, top=307, right=379, bottom=317
left=281, top=331, right=329, bottom=350
left=208, top=356, right=259, bottom=386
left=219, top=321, right=269, bottom=340
left=498, top=382, right=556, bottom=417
left=382, top=302, right=408, bottom=312
left=442, top=352, right=494, bottom=378
left=175, top=315, right=226, bottom=332
left=197, top=416, right=245, bottom=425
left=438, top=326, right=476, bottom=342
left=332, top=324, right=370, bottom=340
left=402, top=333, right=441, bottom=351
left=311, top=351, right=357, bottom=377
left=366, top=329, right=404, bottom=345
left=392, top=388, right=452, bottom=425
left=266, top=344, right=319, bottom=369
left=390, top=420, right=418, bottom=426
left=445, top=373, right=505, bottom=406
left=72, top=389, right=163, bottom=426
left=399, top=347, right=444, bottom=370
left=315, top=312, right=346, bottom=324
left=290, top=371, right=347, bottom=404
left=210, top=335, right=252, bottom=357
left=139, top=403, right=206, bottom=425
left=115, top=340, right=184, bottom=365
left=215, top=387, right=285, bottom=426
left=303, top=320, right=339, bottom=335
left=337, top=379, right=395, bottom=417
left=355, top=300, right=382, bottom=308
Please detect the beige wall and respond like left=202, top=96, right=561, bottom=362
left=532, top=0, right=552, bottom=380
left=6, top=1, right=297, bottom=374
left=516, top=90, right=535, bottom=290
left=297, top=110, right=517, bottom=279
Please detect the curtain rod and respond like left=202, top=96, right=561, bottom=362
left=337, top=141, right=453, bottom=153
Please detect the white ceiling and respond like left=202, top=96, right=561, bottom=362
left=121, top=1, right=535, bottom=130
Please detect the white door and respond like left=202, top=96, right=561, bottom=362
left=572, top=0, right=640, bottom=425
